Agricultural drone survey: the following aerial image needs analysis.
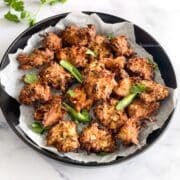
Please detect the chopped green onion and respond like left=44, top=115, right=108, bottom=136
left=86, top=49, right=97, bottom=58
left=107, top=33, right=115, bottom=40
left=147, top=58, right=158, bottom=70
left=96, top=152, right=109, bottom=156
left=67, top=89, right=76, bottom=97
left=63, top=102, right=90, bottom=123
left=60, top=60, right=83, bottom=83
left=23, top=73, right=38, bottom=84
left=130, top=83, right=147, bottom=94
left=116, top=83, right=147, bottom=110
left=31, top=121, right=46, bottom=134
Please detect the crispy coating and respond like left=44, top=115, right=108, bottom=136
left=116, top=118, right=139, bottom=145
left=101, top=56, right=126, bottom=72
left=126, top=57, right=154, bottom=80
left=39, top=62, right=72, bottom=91
left=139, top=80, right=169, bottom=103
left=127, top=99, right=160, bottom=120
left=88, top=35, right=113, bottom=60
left=79, top=123, right=116, bottom=153
left=56, top=46, right=87, bottom=68
left=110, top=35, right=133, bottom=57
left=95, top=99, right=128, bottom=132
left=34, top=95, right=65, bottom=128
left=19, top=82, right=51, bottom=105
left=61, top=25, right=96, bottom=46
left=47, top=120, right=80, bottom=152
left=113, top=77, right=132, bottom=97
left=84, top=61, right=117, bottom=101
left=66, top=86, right=93, bottom=112
left=17, top=48, right=54, bottom=70
left=42, top=32, right=62, bottom=51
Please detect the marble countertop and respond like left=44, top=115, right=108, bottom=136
left=0, top=0, right=180, bottom=179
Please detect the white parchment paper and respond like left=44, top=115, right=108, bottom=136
left=0, top=12, right=176, bottom=163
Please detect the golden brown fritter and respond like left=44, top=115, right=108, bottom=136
left=139, top=80, right=169, bottom=103
left=88, top=35, right=113, bottom=59
left=127, top=99, right=160, bottom=120
left=95, top=99, right=128, bottom=132
left=84, top=61, right=117, bottom=101
left=39, top=62, right=72, bottom=91
left=116, top=118, right=139, bottom=145
left=34, top=95, right=65, bottom=128
left=101, top=56, right=126, bottom=72
left=110, top=35, right=133, bottom=57
left=113, top=77, right=132, bottom=97
left=126, top=57, right=154, bottom=80
left=47, top=120, right=80, bottom=152
left=42, top=32, right=62, bottom=51
left=79, top=123, right=116, bottom=153
left=56, top=46, right=87, bottom=68
left=66, top=86, right=93, bottom=112
left=17, top=48, right=54, bottom=70
left=61, top=25, right=96, bottom=46
left=19, top=82, right=51, bottom=105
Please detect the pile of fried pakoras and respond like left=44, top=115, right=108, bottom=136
left=17, top=24, right=169, bottom=153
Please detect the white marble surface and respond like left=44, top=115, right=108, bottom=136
left=0, top=0, right=180, bottom=180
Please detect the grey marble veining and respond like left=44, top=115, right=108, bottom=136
left=0, top=0, right=180, bottom=180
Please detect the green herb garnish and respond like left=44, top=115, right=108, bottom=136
left=96, top=152, right=108, bottom=156
left=116, top=83, right=147, bottom=110
left=106, top=33, right=115, bottom=40
left=31, top=121, right=46, bottom=134
left=67, top=89, right=76, bottom=97
left=23, top=73, right=38, bottom=84
left=3, top=0, right=68, bottom=26
left=60, top=60, right=83, bottom=83
left=63, top=102, right=90, bottom=123
left=147, top=58, right=158, bottom=70
left=86, top=49, right=98, bottom=58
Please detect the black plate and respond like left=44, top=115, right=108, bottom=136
left=0, top=12, right=177, bottom=166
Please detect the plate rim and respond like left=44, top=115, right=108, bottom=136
left=0, top=11, right=177, bottom=166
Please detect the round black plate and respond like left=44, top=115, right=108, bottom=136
left=0, top=12, right=177, bottom=166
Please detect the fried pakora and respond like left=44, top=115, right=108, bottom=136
left=56, top=46, right=87, bottom=68
left=126, top=57, right=154, bottom=80
left=95, top=99, right=128, bottom=132
left=61, top=25, right=96, bottom=46
left=42, top=32, right=62, bottom=51
left=110, top=35, right=133, bottom=57
left=39, top=62, right=72, bottom=91
left=127, top=99, right=160, bottom=120
left=79, top=123, right=116, bottom=153
left=34, top=95, right=65, bottom=128
left=116, top=118, right=140, bottom=145
left=84, top=61, right=117, bottom=101
left=66, top=86, right=93, bottom=112
left=88, top=35, right=113, bottom=59
left=17, top=48, right=54, bottom=70
left=47, top=120, right=80, bottom=152
left=139, top=80, right=169, bottom=103
left=19, top=82, right=51, bottom=105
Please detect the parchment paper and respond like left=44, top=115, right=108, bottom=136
left=0, top=12, right=176, bottom=163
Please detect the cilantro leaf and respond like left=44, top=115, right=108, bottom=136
left=11, top=0, right=24, bottom=12
left=4, top=0, right=13, bottom=6
left=4, top=11, right=20, bottom=22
